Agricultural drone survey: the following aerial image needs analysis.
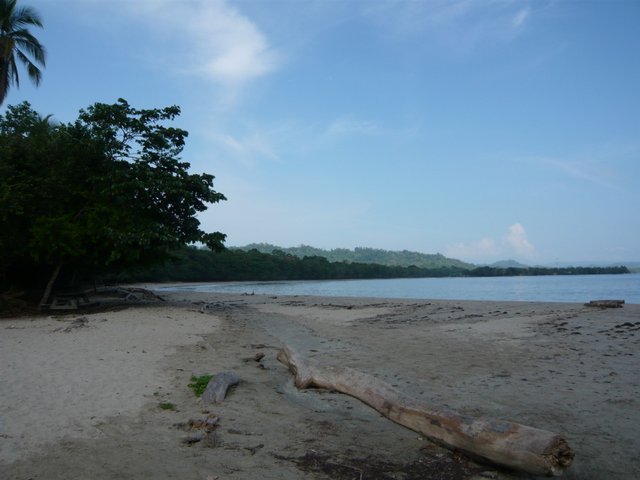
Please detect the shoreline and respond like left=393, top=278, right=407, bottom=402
left=1, top=292, right=639, bottom=479
left=144, top=272, right=640, bottom=305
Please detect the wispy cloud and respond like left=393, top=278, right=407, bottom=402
left=203, top=127, right=280, bottom=168
left=362, top=0, right=536, bottom=51
left=538, top=157, right=617, bottom=187
left=445, top=223, right=536, bottom=262
left=325, top=117, right=383, bottom=138
left=512, top=8, right=530, bottom=29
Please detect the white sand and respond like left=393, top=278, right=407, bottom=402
left=1, top=293, right=639, bottom=479
left=1, top=307, right=219, bottom=463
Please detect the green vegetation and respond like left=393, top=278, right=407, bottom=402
left=466, top=265, right=629, bottom=277
left=0, top=100, right=226, bottom=307
left=237, top=243, right=474, bottom=270
left=105, top=246, right=630, bottom=284
left=188, top=374, right=213, bottom=397
left=0, top=0, right=46, bottom=105
left=158, top=401, right=176, bottom=411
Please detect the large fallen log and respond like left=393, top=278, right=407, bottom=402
left=277, top=346, right=574, bottom=476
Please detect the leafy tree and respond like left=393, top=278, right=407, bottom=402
left=0, top=0, right=46, bottom=105
left=0, top=99, right=226, bottom=306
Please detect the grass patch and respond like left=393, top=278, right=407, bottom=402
left=158, top=401, right=176, bottom=411
left=188, top=374, right=213, bottom=397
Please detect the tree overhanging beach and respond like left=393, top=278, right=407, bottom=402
left=0, top=100, right=226, bottom=308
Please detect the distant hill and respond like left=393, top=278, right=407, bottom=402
left=234, top=243, right=475, bottom=270
left=490, top=259, right=529, bottom=268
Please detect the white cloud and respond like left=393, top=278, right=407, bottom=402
left=445, top=223, right=536, bottom=262
left=186, top=1, right=280, bottom=86
left=506, top=223, right=534, bottom=255
left=110, top=0, right=280, bottom=92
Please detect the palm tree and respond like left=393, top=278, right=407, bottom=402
left=0, top=0, right=46, bottom=106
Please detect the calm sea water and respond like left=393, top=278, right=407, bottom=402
left=157, top=273, right=640, bottom=304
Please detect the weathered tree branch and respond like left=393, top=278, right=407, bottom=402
left=277, top=346, right=574, bottom=476
left=201, top=372, right=240, bottom=405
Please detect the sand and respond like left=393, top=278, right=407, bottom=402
left=1, top=291, right=639, bottom=479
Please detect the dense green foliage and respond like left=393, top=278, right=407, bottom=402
left=106, top=246, right=629, bottom=284
left=0, top=0, right=46, bottom=105
left=237, top=243, right=474, bottom=270
left=0, top=100, right=225, bottom=301
left=466, top=265, right=629, bottom=277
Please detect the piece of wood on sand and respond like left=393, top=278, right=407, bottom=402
left=201, top=372, right=240, bottom=405
left=584, top=299, right=624, bottom=308
left=277, top=346, right=574, bottom=477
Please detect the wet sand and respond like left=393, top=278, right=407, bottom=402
left=1, top=292, right=638, bottom=479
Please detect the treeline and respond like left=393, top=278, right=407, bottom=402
left=106, top=248, right=468, bottom=283
left=467, top=265, right=630, bottom=277
left=237, top=243, right=474, bottom=270
left=106, top=247, right=630, bottom=283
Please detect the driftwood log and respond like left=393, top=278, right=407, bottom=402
left=201, top=372, right=240, bottom=404
left=277, top=346, right=574, bottom=476
left=585, top=299, right=624, bottom=308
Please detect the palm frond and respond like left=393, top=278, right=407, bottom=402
left=0, top=0, right=19, bottom=31
left=0, top=0, right=45, bottom=103
left=11, top=6, right=43, bottom=29
left=8, top=53, right=18, bottom=86
left=14, top=30, right=46, bottom=65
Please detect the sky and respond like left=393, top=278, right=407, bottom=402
left=4, top=0, right=640, bottom=264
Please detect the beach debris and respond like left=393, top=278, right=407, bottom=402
left=278, top=450, right=479, bottom=479
left=64, top=316, right=89, bottom=331
left=94, top=286, right=165, bottom=302
left=244, top=351, right=265, bottom=363
left=278, top=346, right=574, bottom=477
left=585, top=299, right=625, bottom=308
left=49, top=292, right=96, bottom=310
left=201, top=372, right=241, bottom=404
left=51, top=316, right=91, bottom=333
left=181, top=431, right=205, bottom=445
left=254, top=351, right=265, bottom=362
left=176, top=414, right=220, bottom=446
left=245, top=444, right=264, bottom=455
left=189, top=415, right=220, bottom=431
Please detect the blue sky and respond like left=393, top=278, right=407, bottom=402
left=5, top=0, right=640, bottom=264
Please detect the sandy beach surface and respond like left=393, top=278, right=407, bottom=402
left=1, top=291, right=639, bottom=479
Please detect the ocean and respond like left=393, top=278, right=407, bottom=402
left=156, top=272, right=640, bottom=304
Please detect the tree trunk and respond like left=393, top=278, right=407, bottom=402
left=39, top=261, right=63, bottom=311
left=277, top=346, right=574, bottom=476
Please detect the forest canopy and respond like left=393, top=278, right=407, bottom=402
left=107, top=246, right=630, bottom=284
left=0, top=99, right=226, bottom=306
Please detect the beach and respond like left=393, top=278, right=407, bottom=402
left=1, top=291, right=639, bottom=479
